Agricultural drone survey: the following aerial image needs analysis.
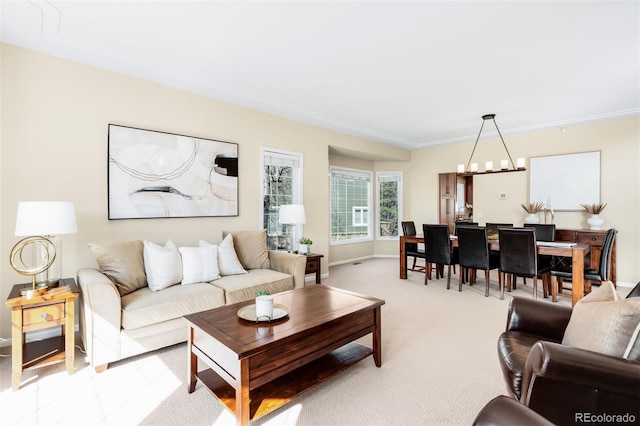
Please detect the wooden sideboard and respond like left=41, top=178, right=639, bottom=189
left=555, top=228, right=616, bottom=285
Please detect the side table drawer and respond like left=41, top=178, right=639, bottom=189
left=305, top=258, right=319, bottom=274
left=23, top=304, right=65, bottom=327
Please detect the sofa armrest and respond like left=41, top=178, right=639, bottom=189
left=77, top=267, right=123, bottom=369
left=521, top=341, right=640, bottom=424
left=506, top=297, right=573, bottom=341
left=268, top=250, right=307, bottom=289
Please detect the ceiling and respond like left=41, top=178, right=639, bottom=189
left=1, top=1, right=638, bottom=150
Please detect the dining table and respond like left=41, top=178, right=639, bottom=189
left=399, top=234, right=591, bottom=306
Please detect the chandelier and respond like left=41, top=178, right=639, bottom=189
left=457, top=114, right=526, bottom=176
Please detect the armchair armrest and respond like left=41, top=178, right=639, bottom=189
left=521, top=341, right=640, bottom=424
left=506, top=297, right=573, bottom=341
left=268, top=250, right=307, bottom=289
left=77, top=267, right=123, bottom=370
left=473, top=396, right=554, bottom=426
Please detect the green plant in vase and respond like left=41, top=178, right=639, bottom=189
left=298, top=237, right=312, bottom=255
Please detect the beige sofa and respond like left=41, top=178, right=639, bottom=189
left=78, top=230, right=306, bottom=372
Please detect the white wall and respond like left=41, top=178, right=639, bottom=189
left=0, top=44, right=407, bottom=338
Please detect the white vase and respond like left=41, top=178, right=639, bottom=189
left=587, top=214, right=604, bottom=230
left=255, top=295, right=274, bottom=320
left=524, top=213, right=540, bottom=224
left=298, top=244, right=310, bottom=255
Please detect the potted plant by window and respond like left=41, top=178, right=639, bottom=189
left=581, top=203, right=607, bottom=230
left=298, top=237, right=312, bottom=255
left=521, top=202, right=544, bottom=224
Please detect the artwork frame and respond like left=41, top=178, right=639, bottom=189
left=108, top=124, right=239, bottom=219
left=529, top=151, right=600, bottom=211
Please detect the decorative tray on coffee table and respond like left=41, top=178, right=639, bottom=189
left=237, top=303, right=290, bottom=322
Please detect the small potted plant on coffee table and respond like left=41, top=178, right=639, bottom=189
left=298, top=237, right=312, bottom=255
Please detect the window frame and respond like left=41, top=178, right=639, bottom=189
left=330, top=166, right=373, bottom=246
left=376, top=171, right=403, bottom=240
left=260, top=148, right=303, bottom=250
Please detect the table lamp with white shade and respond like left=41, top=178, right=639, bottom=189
left=12, top=201, right=78, bottom=293
left=278, top=204, right=306, bottom=253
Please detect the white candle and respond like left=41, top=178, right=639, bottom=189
left=501, top=160, right=508, bottom=170
left=470, top=163, right=478, bottom=172
left=516, top=158, right=526, bottom=169
left=457, top=164, right=465, bottom=173
left=485, top=161, right=493, bottom=171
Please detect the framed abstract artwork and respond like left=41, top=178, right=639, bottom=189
left=108, top=124, right=238, bottom=219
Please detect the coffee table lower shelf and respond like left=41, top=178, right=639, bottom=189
left=196, top=342, right=372, bottom=421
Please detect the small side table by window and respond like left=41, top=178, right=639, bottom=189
left=5, top=277, right=79, bottom=391
left=304, top=253, right=324, bottom=284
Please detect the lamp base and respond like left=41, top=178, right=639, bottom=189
left=19, top=277, right=48, bottom=298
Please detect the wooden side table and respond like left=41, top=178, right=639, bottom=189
left=5, top=277, right=79, bottom=390
left=304, top=253, right=324, bottom=284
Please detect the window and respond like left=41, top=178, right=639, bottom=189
left=330, top=167, right=372, bottom=244
left=261, top=148, right=302, bottom=250
left=352, top=207, right=369, bottom=226
left=377, top=172, right=402, bottom=239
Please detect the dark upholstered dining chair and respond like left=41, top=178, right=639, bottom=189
left=401, top=221, right=426, bottom=273
left=453, top=222, right=478, bottom=282
left=456, top=226, right=500, bottom=296
left=498, top=228, right=550, bottom=300
left=485, top=222, right=513, bottom=239
left=423, top=224, right=456, bottom=288
left=549, top=228, right=617, bottom=302
left=523, top=223, right=555, bottom=242
left=521, top=224, right=556, bottom=285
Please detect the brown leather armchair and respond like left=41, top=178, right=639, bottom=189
left=497, top=296, right=640, bottom=425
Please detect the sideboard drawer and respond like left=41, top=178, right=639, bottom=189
left=577, top=232, right=605, bottom=246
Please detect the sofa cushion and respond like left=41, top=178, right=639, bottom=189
left=213, top=269, right=294, bottom=304
left=179, top=245, right=220, bottom=285
left=120, top=283, right=225, bottom=330
left=143, top=240, right=182, bottom=291
left=562, top=282, right=640, bottom=358
left=204, top=235, right=247, bottom=276
left=223, top=230, right=271, bottom=270
left=89, top=240, right=146, bottom=296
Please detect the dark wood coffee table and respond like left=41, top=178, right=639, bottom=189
left=185, top=284, right=385, bottom=425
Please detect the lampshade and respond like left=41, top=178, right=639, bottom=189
left=15, top=201, right=78, bottom=236
left=279, top=204, right=306, bottom=225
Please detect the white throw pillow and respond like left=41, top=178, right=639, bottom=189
left=179, top=245, right=221, bottom=285
left=201, top=236, right=247, bottom=276
left=143, top=240, right=182, bottom=291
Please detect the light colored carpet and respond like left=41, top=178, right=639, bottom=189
left=0, top=258, right=576, bottom=425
